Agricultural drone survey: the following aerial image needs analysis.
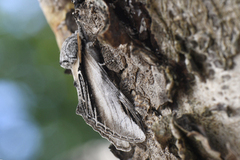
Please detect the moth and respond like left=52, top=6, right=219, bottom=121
left=59, top=19, right=146, bottom=151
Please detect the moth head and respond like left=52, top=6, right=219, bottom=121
left=60, top=34, right=78, bottom=69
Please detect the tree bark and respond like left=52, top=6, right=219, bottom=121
left=39, top=0, right=240, bottom=159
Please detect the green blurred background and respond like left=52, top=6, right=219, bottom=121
left=0, top=0, right=104, bottom=160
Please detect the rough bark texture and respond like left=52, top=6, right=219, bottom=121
left=39, top=0, right=240, bottom=159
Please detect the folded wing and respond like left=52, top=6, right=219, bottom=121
left=75, top=43, right=146, bottom=151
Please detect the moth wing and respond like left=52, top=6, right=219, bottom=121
left=75, top=63, right=132, bottom=151
left=75, top=47, right=145, bottom=151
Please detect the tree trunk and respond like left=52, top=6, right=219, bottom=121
left=39, top=0, right=240, bottom=159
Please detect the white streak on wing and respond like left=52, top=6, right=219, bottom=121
left=71, top=58, right=80, bottom=86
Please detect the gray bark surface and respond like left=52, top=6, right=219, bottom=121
left=39, top=0, right=240, bottom=159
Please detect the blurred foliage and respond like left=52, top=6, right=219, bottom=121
left=0, top=1, right=101, bottom=160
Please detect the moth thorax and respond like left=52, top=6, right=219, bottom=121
left=66, top=35, right=78, bottom=59
left=60, top=34, right=79, bottom=69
